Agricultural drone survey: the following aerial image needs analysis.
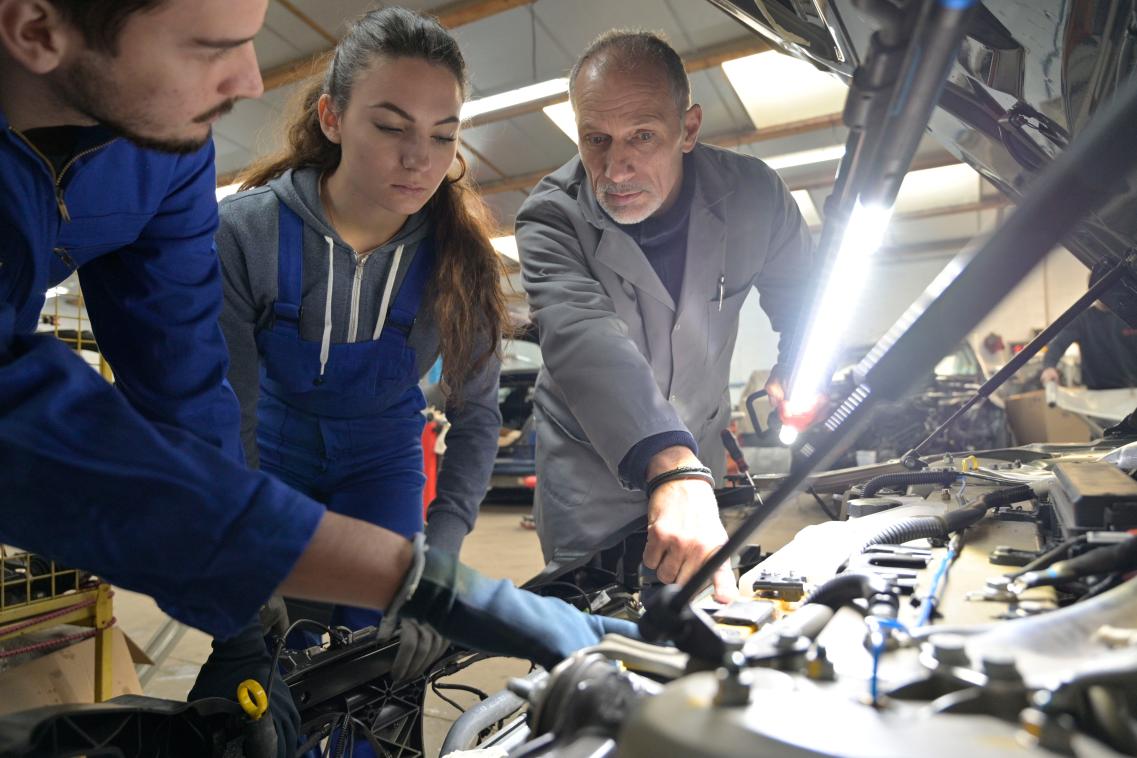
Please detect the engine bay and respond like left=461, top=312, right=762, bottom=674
left=476, top=442, right=1137, bottom=757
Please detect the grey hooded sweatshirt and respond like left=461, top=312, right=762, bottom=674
left=216, top=167, right=501, bottom=554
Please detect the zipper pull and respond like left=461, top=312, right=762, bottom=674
left=55, top=187, right=71, bottom=223
left=718, top=275, right=725, bottom=312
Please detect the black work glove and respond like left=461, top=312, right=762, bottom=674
left=399, top=547, right=639, bottom=670
left=390, top=619, right=449, bottom=682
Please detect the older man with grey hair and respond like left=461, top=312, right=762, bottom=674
left=517, top=30, right=815, bottom=601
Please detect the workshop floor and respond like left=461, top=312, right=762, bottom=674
left=114, top=495, right=824, bottom=756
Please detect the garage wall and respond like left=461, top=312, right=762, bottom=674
left=729, top=246, right=1092, bottom=388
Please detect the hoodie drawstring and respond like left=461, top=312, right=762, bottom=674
left=319, top=235, right=335, bottom=379
left=373, top=244, right=405, bottom=340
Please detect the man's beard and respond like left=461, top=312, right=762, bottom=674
left=53, top=55, right=234, bottom=155
left=596, top=182, right=657, bottom=224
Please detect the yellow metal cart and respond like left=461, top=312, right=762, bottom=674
left=0, top=550, right=115, bottom=701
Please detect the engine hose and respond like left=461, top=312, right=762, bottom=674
left=1015, top=535, right=1137, bottom=590
left=944, top=483, right=1037, bottom=532
left=861, top=470, right=960, bottom=498
left=856, top=516, right=948, bottom=555
left=803, top=573, right=892, bottom=609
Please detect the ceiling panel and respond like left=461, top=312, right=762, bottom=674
left=462, top=111, right=576, bottom=177
left=722, top=51, right=848, bottom=129
left=660, top=0, right=760, bottom=49
left=453, top=5, right=571, bottom=97
left=254, top=2, right=332, bottom=69
left=690, top=69, right=751, bottom=137
left=200, top=0, right=990, bottom=258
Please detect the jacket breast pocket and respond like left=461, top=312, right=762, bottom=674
left=705, top=286, right=751, bottom=364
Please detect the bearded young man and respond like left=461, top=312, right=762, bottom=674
left=0, top=3, right=636, bottom=750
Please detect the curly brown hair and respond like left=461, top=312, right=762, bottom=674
left=239, top=7, right=510, bottom=401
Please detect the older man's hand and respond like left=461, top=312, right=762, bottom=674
left=641, top=447, right=738, bottom=602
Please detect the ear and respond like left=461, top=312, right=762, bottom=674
left=680, top=103, right=702, bottom=153
left=316, top=93, right=342, bottom=144
left=0, top=0, right=71, bottom=75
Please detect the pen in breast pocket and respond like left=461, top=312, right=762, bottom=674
left=718, top=275, right=725, bottom=311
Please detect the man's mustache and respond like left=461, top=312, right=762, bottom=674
left=193, top=98, right=238, bottom=124
left=598, top=183, right=649, bottom=195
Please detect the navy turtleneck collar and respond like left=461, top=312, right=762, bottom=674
left=615, top=152, right=696, bottom=304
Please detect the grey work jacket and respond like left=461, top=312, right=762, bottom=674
left=517, top=143, right=814, bottom=561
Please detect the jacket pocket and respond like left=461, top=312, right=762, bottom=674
left=705, top=286, right=751, bottom=364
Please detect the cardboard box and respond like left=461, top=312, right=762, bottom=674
left=0, top=627, right=144, bottom=715
left=1005, top=390, right=1094, bottom=444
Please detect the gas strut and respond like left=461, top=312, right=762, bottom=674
left=640, top=1, right=1137, bottom=658
left=900, top=256, right=1132, bottom=469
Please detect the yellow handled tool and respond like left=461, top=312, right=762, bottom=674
left=237, top=679, right=269, bottom=721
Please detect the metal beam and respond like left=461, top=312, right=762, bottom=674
left=465, top=35, right=769, bottom=129
left=788, top=149, right=959, bottom=191
left=228, top=32, right=771, bottom=187
left=274, top=0, right=337, bottom=44
left=805, top=197, right=1009, bottom=233
left=476, top=112, right=845, bottom=196
left=877, top=235, right=979, bottom=258
left=261, top=0, right=536, bottom=93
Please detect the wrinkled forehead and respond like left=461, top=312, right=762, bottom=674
left=573, top=61, right=679, bottom=128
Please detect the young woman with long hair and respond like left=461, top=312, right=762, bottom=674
left=216, top=6, right=509, bottom=684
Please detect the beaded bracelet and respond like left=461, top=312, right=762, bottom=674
left=645, top=465, right=716, bottom=499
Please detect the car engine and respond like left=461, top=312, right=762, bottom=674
left=469, top=442, right=1137, bottom=757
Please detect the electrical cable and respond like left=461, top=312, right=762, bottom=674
left=866, top=617, right=908, bottom=703
left=860, top=470, right=961, bottom=498
left=1007, top=536, right=1087, bottom=579
left=916, top=533, right=962, bottom=627
left=435, top=682, right=491, bottom=701
left=431, top=680, right=480, bottom=713
left=523, top=580, right=591, bottom=607
left=266, top=618, right=335, bottom=707
left=1012, top=535, right=1137, bottom=591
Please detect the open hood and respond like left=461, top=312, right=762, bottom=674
left=706, top=0, right=1137, bottom=326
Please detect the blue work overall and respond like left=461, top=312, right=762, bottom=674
left=256, top=204, right=432, bottom=645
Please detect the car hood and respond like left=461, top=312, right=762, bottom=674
left=705, top=0, right=1137, bottom=325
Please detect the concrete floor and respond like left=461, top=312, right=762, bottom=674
left=112, top=494, right=825, bottom=756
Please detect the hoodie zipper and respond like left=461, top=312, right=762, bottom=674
left=347, top=250, right=371, bottom=342
left=8, top=127, right=115, bottom=223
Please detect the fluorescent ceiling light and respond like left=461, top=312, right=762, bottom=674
left=215, top=183, right=241, bottom=201
left=491, top=235, right=519, bottom=262
left=784, top=201, right=894, bottom=419
left=44, top=285, right=69, bottom=299
left=894, top=163, right=979, bottom=214
left=462, top=78, right=569, bottom=121
left=764, top=144, right=845, bottom=171
left=722, top=51, right=847, bottom=129
left=543, top=100, right=578, bottom=143
left=791, top=190, right=822, bottom=227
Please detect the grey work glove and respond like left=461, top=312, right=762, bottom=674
left=395, top=543, right=640, bottom=670
left=391, top=619, right=450, bottom=682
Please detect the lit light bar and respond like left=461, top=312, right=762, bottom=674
left=542, top=100, right=578, bottom=143
left=783, top=201, right=894, bottom=420
left=462, top=78, right=569, bottom=122
left=763, top=144, right=845, bottom=171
